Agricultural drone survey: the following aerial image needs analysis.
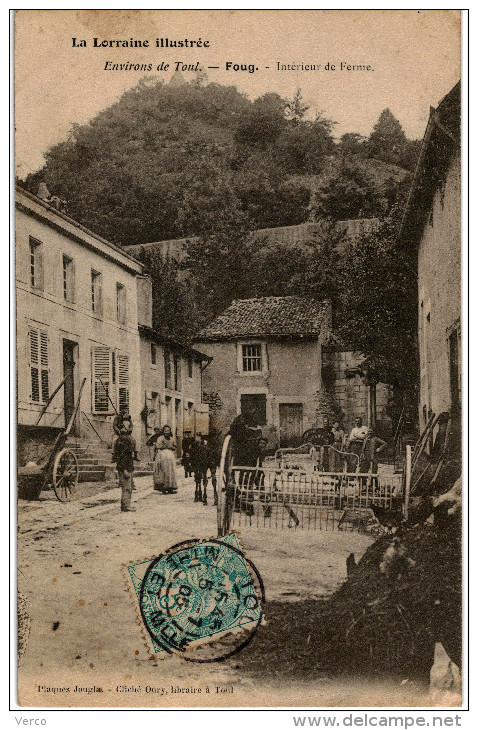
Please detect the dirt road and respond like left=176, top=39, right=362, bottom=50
left=17, top=473, right=430, bottom=707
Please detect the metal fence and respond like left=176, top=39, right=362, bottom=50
left=217, top=438, right=404, bottom=535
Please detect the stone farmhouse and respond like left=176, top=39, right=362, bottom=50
left=194, top=296, right=393, bottom=449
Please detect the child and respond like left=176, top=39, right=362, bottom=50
left=113, top=424, right=139, bottom=512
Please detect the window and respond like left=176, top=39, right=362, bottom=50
left=116, top=282, right=126, bottom=324
left=62, top=255, right=75, bottom=302
left=242, top=343, right=262, bottom=372
left=29, top=327, right=49, bottom=403
left=164, top=349, right=172, bottom=389
left=174, top=355, right=182, bottom=391
left=151, top=342, right=157, bottom=365
left=187, top=357, right=193, bottom=379
left=91, top=270, right=103, bottom=315
left=29, top=237, right=44, bottom=290
left=92, top=346, right=130, bottom=414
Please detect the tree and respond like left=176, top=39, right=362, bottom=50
left=295, top=221, right=346, bottom=304
left=285, top=88, right=309, bottom=125
left=311, top=156, right=387, bottom=221
left=234, top=93, right=287, bottom=149
left=176, top=160, right=259, bottom=327
left=247, top=243, right=311, bottom=298
left=367, top=108, right=407, bottom=167
left=333, top=209, right=418, bottom=389
left=337, top=132, right=367, bottom=156
left=232, top=155, right=311, bottom=228
left=136, top=249, right=195, bottom=343
left=25, top=79, right=250, bottom=245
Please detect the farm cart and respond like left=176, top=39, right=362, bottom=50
left=17, top=378, right=86, bottom=502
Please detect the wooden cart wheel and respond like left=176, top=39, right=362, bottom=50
left=217, top=435, right=234, bottom=536
left=52, top=448, right=79, bottom=502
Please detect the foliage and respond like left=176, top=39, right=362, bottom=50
left=333, top=210, right=418, bottom=387
left=178, top=163, right=261, bottom=326
left=285, top=88, right=310, bottom=125
left=21, top=78, right=421, bottom=374
left=337, top=132, right=367, bottom=155
left=25, top=80, right=336, bottom=244
left=135, top=249, right=195, bottom=344
left=311, top=156, right=389, bottom=221
left=367, top=108, right=420, bottom=171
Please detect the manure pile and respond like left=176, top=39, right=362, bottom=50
left=235, top=523, right=461, bottom=683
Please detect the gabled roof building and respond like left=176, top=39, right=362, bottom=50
left=194, top=296, right=333, bottom=447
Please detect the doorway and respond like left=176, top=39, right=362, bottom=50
left=279, top=403, right=303, bottom=447
left=63, top=339, right=79, bottom=434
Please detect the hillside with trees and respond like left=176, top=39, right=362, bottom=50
left=19, top=77, right=421, bottom=390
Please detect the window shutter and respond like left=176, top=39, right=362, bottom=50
left=40, top=330, right=49, bottom=401
left=29, top=329, right=40, bottom=402
left=29, top=328, right=48, bottom=402
left=92, top=346, right=111, bottom=413
left=118, top=354, right=130, bottom=412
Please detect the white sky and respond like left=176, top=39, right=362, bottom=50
left=14, top=9, right=461, bottom=178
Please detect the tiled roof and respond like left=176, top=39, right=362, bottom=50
left=196, top=297, right=328, bottom=341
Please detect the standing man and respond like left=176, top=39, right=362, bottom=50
left=228, top=412, right=260, bottom=467
left=190, top=434, right=217, bottom=506
left=360, top=428, right=387, bottom=473
left=112, top=423, right=139, bottom=512
left=181, top=430, right=194, bottom=478
left=347, top=417, right=369, bottom=471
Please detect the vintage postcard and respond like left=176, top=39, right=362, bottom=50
left=14, top=9, right=463, bottom=709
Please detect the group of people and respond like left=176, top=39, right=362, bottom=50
left=307, top=416, right=387, bottom=473
left=112, top=410, right=220, bottom=511
left=111, top=406, right=388, bottom=514
left=181, top=432, right=219, bottom=506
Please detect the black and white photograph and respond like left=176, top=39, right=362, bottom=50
left=12, top=9, right=464, bottom=712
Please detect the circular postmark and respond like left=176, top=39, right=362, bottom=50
left=139, top=538, right=265, bottom=662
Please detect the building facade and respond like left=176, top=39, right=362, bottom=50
left=16, top=187, right=144, bottom=445
left=137, top=322, right=210, bottom=459
left=194, top=297, right=334, bottom=448
left=400, top=82, right=461, bottom=427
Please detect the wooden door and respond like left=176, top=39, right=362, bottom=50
left=279, top=403, right=303, bottom=447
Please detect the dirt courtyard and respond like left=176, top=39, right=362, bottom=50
left=17, top=474, right=433, bottom=708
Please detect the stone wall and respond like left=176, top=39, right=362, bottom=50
left=323, top=348, right=393, bottom=439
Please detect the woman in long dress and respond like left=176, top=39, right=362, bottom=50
left=153, top=425, right=178, bottom=493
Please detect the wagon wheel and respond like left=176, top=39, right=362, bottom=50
left=217, top=435, right=234, bottom=536
left=52, top=448, right=79, bottom=502
left=302, top=428, right=321, bottom=446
